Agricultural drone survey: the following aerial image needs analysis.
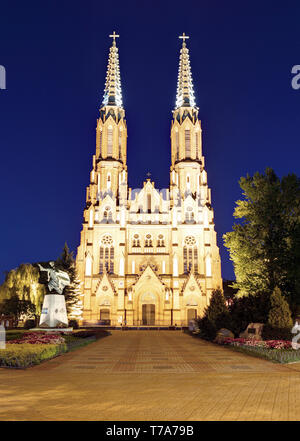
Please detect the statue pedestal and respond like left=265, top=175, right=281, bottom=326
left=30, top=327, right=73, bottom=333
left=39, top=294, right=68, bottom=328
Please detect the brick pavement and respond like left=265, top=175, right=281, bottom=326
left=0, top=331, right=299, bottom=420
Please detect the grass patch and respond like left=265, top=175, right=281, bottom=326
left=64, top=336, right=97, bottom=352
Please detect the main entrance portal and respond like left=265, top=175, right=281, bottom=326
left=142, top=304, right=155, bottom=325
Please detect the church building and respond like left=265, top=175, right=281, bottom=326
left=76, top=33, right=222, bottom=326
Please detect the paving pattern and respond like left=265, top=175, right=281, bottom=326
left=0, top=331, right=300, bottom=421
left=52, top=331, right=287, bottom=374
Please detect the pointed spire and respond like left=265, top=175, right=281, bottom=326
left=175, top=33, right=197, bottom=109
left=102, top=32, right=123, bottom=108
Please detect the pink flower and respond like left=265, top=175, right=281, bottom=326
left=7, top=332, right=65, bottom=345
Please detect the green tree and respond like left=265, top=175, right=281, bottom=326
left=224, top=168, right=300, bottom=305
left=0, top=264, right=45, bottom=314
left=55, top=243, right=83, bottom=320
left=0, top=295, right=36, bottom=326
left=229, top=291, right=271, bottom=336
left=205, top=289, right=231, bottom=330
left=268, top=287, right=293, bottom=329
left=223, top=279, right=238, bottom=304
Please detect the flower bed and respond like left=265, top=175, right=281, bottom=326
left=7, top=332, right=65, bottom=345
left=0, top=343, right=67, bottom=368
left=0, top=329, right=111, bottom=368
left=222, top=337, right=292, bottom=349
left=219, top=337, right=300, bottom=363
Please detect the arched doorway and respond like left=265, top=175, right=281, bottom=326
left=187, top=308, right=197, bottom=323
left=100, top=308, right=110, bottom=325
left=142, top=304, right=155, bottom=325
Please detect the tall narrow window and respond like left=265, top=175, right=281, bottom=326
left=147, top=194, right=151, bottom=213
left=118, top=129, right=122, bottom=159
left=145, top=234, right=153, bottom=247
left=99, top=234, right=114, bottom=274
left=195, top=132, right=199, bottom=159
left=157, top=234, right=165, bottom=247
left=107, top=173, right=111, bottom=189
left=132, top=234, right=140, bottom=247
left=183, top=236, right=197, bottom=273
left=186, top=175, right=191, bottom=190
left=175, top=131, right=179, bottom=160
left=183, top=246, right=188, bottom=273
left=107, top=126, right=113, bottom=156
left=185, top=129, right=191, bottom=157
left=99, top=129, right=102, bottom=156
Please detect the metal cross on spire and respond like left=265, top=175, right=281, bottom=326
left=179, top=32, right=189, bottom=46
left=109, top=31, right=120, bottom=45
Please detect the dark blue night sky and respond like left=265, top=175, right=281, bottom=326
left=0, top=0, right=299, bottom=282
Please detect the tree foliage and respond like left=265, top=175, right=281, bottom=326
left=205, top=289, right=229, bottom=324
left=268, top=287, right=293, bottom=329
left=224, top=168, right=300, bottom=305
left=0, top=264, right=45, bottom=314
left=55, top=243, right=83, bottom=320
left=0, top=295, right=36, bottom=326
left=229, top=292, right=271, bottom=336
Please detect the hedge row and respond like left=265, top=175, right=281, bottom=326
left=0, top=343, right=67, bottom=368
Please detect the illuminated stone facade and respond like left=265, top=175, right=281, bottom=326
left=76, top=34, right=222, bottom=326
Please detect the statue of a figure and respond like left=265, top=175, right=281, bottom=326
left=38, top=262, right=70, bottom=295
left=37, top=262, right=70, bottom=328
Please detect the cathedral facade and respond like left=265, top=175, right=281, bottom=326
left=76, top=33, right=222, bottom=326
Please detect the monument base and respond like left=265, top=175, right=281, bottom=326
left=29, top=327, right=73, bottom=333
left=39, top=294, right=68, bottom=328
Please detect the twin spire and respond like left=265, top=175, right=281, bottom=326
left=101, top=32, right=197, bottom=111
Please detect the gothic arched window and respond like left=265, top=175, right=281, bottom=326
left=103, top=206, right=112, bottom=223
left=145, top=234, right=153, bottom=247
left=185, top=206, right=194, bottom=223
left=183, top=236, right=198, bottom=273
left=195, top=131, right=199, bottom=159
left=185, top=129, right=191, bottom=157
left=99, top=234, right=114, bottom=274
left=147, top=194, right=151, bottom=213
left=118, top=128, right=122, bottom=160
left=157, top=234, right=165, bottom=247
left=107, top=126, right=113, bottom=156
left=99, top=128, right=103, bottom=156
left=175, top=130, right=179, bottom=160
left=132, top=234, right=140, bottom=248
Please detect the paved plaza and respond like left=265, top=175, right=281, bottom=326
left=1, top=331, right=300, bottom=420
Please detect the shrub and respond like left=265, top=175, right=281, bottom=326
left=205, top=289, right=229, bottom=325
left=73, top=329, right=110, bottom=339
left=197, top=316, right=217, bottom=341
left=229, top=292, right=270, bottom=336
left=0, top=343, right=67, bottom=368
left=24, top=319, right=36, bottom=330
left=261, top=324, right=292, bottom=341
left=69, top=319, right=79, bottom=329
left=6, top=331, right=24, bottom=341
left=268, top=287, right=293, bottom=329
